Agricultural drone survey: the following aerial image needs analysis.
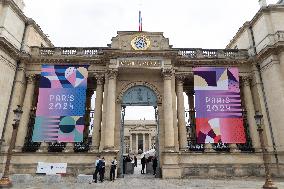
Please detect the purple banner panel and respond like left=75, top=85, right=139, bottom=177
left=32, top=65, right=89, bottom=142
left=193, top=67, right=246, bottom=144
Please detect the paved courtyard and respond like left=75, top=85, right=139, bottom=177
left=10, top=176, right=284, bottom=189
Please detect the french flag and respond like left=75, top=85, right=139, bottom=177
left=139, top=11, right=142, bottom=32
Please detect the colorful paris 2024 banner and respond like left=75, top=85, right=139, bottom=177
left=32, top=65, right=89, bottom=142
left=194, top=67, right=246, bottom=144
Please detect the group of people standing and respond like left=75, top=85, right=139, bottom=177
left=92, top=154, right=158, bottom=183
left=141, top=155, right=158, bottom=175
left=92, top=156, right=117, bottom=183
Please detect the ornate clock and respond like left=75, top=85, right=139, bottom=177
left=131, top=35, right=151, bottom=50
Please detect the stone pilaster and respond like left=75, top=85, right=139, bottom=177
left=176, top=75, right=188, bottom=150
left=242, top=76, right=261, bottom=151
left=259, top=57, right=284, bottom=152
left=104, top=70, right=117, bottom=150
left=15, top=74, right=36, bottom=151
left=3, top=62, right=26, bottom=146
left=163, top=69, right=175, bottom=150
left=91, top=74, right=104, bottom=152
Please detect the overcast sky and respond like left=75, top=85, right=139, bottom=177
left=23, top=0, right=279, bottom=120
left=24, top=0, right=279, bottom=48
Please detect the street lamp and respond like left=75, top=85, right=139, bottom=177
left=254, top=111, right=278, bottom=189
left=0, top=105, right=23, bottom=187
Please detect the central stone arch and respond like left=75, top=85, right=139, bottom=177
left=117, top=81, right=162, bottom=105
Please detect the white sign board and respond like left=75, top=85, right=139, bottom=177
left=36, top=162, right=67, bottom=175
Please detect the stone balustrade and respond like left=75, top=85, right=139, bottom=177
left=30, top=46, right=249, bottom=60
left=177, top=48, right=249, bottom=59
left=30, top=47, right=106, bottom=57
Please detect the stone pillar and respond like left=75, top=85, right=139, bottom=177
left=130, top=134, right=132, bottom=153
left=143, top=133, right=145, bottom=152
left=176, top=76, right=188, bottom=150
left=242, top=76, right=261, bottom=151
left=148, top=134, right=151, bottom=150
left=15, top=75, right=36, bottom=151
left=163, top=69, right=175, bottom=150
left=91, top=75, right=104, bottom=151
left=104, top=70, right=117, bottom=150
left=136, top=133, right=138, bottom=153
left=3, top=63, right=26, bottom=146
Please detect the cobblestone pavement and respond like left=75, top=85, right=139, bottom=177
left=10, top=176, right=284, bottom=189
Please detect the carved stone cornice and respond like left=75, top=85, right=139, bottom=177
left=0, top=37, right=21, bottom=60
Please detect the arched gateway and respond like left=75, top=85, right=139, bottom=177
left=119, top=85, right=160, bottom=177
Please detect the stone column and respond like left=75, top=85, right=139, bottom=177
left=148, top=134, right=151, bottom=150
left=176, top=76, right=188, bottom=150
left=136, top=133, right=138, bottom=153
left=15, top=75, right=36, bottom=151
left=3, top=63, right=26, bottom=146
left=130, top=134, right=132, bottom=153
left=143, top=133, right=145, bottom=152
left=242, top=76, right=261, bottom=151
left=163, top=69, right=175, bottom=150
left=104, top=70, right=117, bottom=150
left=91, top=75, right=104, bottom=151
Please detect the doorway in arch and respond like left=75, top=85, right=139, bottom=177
left=119, top=85, right=160, bottom=178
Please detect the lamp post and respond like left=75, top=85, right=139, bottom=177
left=254, top=111, right=278, bottom=189
left=0, top=105, right=23, bottom=187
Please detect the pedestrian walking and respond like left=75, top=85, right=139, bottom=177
left=152, top=156, right=158, bottom=175
left=93, top=156, right=101, bottom=183
left=110, top=157, right=117, bottom=182
left=134, top=156, right=137, bottom=167
left=141, top=155, right=146, bottom=174
left=99, top=157, right=105, bottom=182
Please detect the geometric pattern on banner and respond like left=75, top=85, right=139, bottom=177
left=194, top=67, right=246, bottom=144
left=32, top=65, right=89, bottom=142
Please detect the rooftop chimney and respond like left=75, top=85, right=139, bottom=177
left=259, top=0, right=267, bottom=7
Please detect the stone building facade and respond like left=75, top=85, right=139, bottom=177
left=123, top=120, right=157, bottom=155
left=0, top=0, right=284, bottom=179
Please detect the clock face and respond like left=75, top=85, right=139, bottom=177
left=131, top=35, right=150, bottom=50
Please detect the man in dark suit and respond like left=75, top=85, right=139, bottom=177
left=141, top=155, right=146, bottom=174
